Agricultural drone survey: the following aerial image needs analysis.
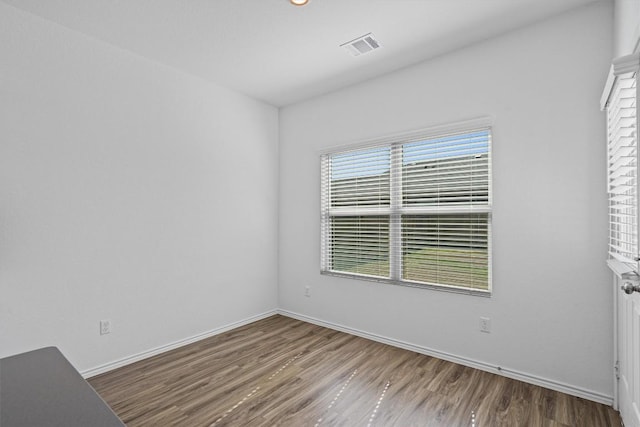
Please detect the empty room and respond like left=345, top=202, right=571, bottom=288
left=1, top=0, right=639, bottom=426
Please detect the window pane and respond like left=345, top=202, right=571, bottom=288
left=330, top=216, right=389, bottom=278
left=403, top=131, right=489, bottom=206
left=321, top=125, right=492, bottom=293
left=607, top=73, right=638, bottom=265
left=330, top=147, right=390, bottom=208
left=402, top=214, right=489, bottom=290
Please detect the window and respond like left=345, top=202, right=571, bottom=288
left=320, top=121, right=492, bottom=294
left=604, top=59, right=638, bottom=268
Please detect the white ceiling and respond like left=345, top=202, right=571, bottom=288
left=2, top=0, right=602, bottom=107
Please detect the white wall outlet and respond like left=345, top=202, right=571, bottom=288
left=304, top=286, right=311, bottom=297
left=479, top=317, right=491, bottom=333
left=100, top=319, right=111, bottom=335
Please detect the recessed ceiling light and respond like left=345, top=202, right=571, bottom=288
left=290, top=0, right=309, bottom=5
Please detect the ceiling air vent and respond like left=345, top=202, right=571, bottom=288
left=341, top=33, right=381, bottom=57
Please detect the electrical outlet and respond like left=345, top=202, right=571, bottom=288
left=100, top=319, right=111, bottom=335
left=479, top=317, right=491, bottom=333
left=304, top=286, right=311, bottom=297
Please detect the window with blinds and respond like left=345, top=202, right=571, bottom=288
left=320, top=124, right=492, bottom=294
left=606, top=71, right=638, bottom=266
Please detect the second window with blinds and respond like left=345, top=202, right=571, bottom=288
left=320, top=122, right=492, bottom=295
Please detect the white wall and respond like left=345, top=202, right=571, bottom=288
left=0, top=4, right=279, bottom=372
left=614, top=0, right=640, bottom=56
left=279, top=2, right=614, bottom=399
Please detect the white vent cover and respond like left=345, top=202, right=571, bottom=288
left=341, top=33, right=381, bottom=56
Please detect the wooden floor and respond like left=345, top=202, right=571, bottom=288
left=89, top=315, right=621, bottom=426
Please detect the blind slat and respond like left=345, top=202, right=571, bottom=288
left=607, top=72, right=638, bottom=268
left=321, top=127, right=491, bottom=292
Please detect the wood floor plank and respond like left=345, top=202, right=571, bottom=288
left=88, top=315, right=622, bottom=426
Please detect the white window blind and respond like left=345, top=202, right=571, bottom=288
left=606, top=69, right=638, bottom=267
left=320, top=124, right=492, bottom=294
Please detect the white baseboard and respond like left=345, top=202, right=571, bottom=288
left=80, top=307, right=613, bottom=406
left=277, top=309, right=613, bottom=406
left=81, top=310, right=278, bottom=379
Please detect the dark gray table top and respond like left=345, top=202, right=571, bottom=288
left=0, top=347, right=125, bottom=427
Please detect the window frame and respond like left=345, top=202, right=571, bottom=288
left=604, top=70, right=638, bottom=270
left=320, top=118, right=493, bottom=297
